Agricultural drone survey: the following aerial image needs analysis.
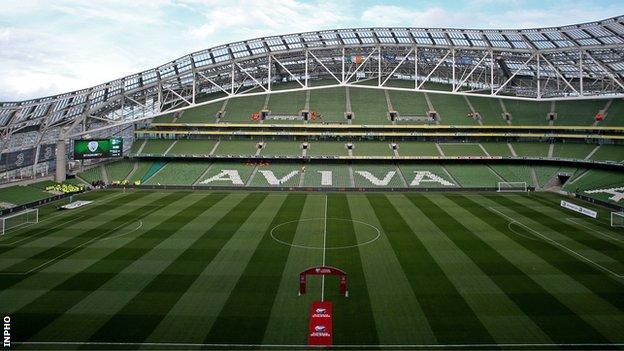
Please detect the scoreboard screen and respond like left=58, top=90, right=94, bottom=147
left=73, top=138, right=123, bottom=159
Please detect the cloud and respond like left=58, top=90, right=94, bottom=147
left=360, top=4, right=619, bottom=29
left=188, top=0, right=353, bottom=40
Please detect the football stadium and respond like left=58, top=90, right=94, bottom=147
left=1, top=12, right=624, bottom=350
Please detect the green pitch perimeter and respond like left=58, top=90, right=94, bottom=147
left=1, top=190, right=623, bottom=350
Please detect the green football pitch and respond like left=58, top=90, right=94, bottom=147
left=1, top=190, right=623, bottom=349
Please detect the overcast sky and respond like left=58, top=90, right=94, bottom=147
left=0, top=0, right=621, bottom=101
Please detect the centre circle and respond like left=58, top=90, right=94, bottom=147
left=270, top=218, right=381, bottom=250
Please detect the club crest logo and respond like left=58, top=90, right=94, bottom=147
left=87, top=141, right=99, bottom=152
left=315, top=308, right=326, bottom=314
left=314, top=325, right=326, bottom=332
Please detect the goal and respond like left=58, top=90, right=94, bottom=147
left=497, top=182, right=528, bottom=192
left=611, top=212, right=624, bottom=228
left=0, top=208, right=39, bottom=235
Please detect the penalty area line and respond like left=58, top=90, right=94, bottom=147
left=488, top=207, right=624, bottom=279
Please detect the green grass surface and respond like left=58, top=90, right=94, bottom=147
left=1, top=190, right=622, bottom=349
left=0, top=184, right=52, bottom=206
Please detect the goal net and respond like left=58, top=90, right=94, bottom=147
left=497, top=182, right=528, bottom=192
left=611, top=212, right=624, bottom=228
left=0, top=208, right=39, bottom=235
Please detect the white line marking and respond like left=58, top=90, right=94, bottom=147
left=488, top=207, right=624, bottom=279
left=0, top=218, right=145, bottom=275
left=100, top=220, right=143, bottom=241
left=270, top=218, right=380, bottom=250
left=321, top=195, right=327, bottom=301
left=16, top=341, right=624, bottom=349
left=566, top=218, right=624, bottom=244
left=0, top=216, right=85, bottom=246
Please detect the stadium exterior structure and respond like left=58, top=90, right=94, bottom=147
left=1, top=16, right=624, bottom=180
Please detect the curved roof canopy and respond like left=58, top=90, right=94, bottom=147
left=1, top=15, right=624, bottom=148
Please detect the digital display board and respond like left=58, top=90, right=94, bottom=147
left=73, top=138, right=123, bottom=159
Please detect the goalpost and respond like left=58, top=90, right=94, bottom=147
left=497, top=182, right=528, bottom=192
left=0, top=208, right=39, bottom=236
left=611, top=212, right=624, bottom=228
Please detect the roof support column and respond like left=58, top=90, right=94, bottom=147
left=341, top=47, right=345, bottom=84
left=268, top=54, right=272, bottom=91
left=378, top=46, right=382, bottom=86
left=305, top=49, right=309, bottom=87
left=490, top=50, right=494, bottom=95
left=537, top=52, right=541, bottom=98
left=54, top=139, right=66, bottom=183
left=415, top=46, right=418, bottom=90
left=579, top=50, right=584, bottom=96
left=452, top=48, right=456, bottom=91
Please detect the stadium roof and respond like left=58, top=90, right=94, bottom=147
left=1, top=15, right=624, bottom=149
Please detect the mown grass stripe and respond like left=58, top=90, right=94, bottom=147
left=84, top=193, right=267, bottom=344
left=414, top=194, right=610, bottom=344
left=484, top=194, right=624, bottom=265
left=346, top=194, right=437, bottom=345
left=456, top=195, right=624, bottom=314
left=365, top=193, right=495, bottom=344
left=511, top=193, right=624, bottom=242
left=388, top=195, right=550, bottom=344
left=30, top=193, right=243, bottom=343
left=325, top=194, right=379, bottom=345
left=262, top=195, right=326, bottom=344
left=0, top=191, right=149, bottom=255
left=203, top=193, right=306, bottom=344
left=0, top=192, right=165, bottom=292
left=10, top=192, right=203, bottom=343
left=147, top=194, right=288, bottom=344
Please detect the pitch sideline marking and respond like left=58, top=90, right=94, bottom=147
left=565, top=218, right=624, bottom=245
left=16, top=341, right=624, bottom=349
left=489, top=207, right=624, bottom=279
left=0, top=215, right=85, bottom=246
left=0, top=218, right=146, bottom=275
